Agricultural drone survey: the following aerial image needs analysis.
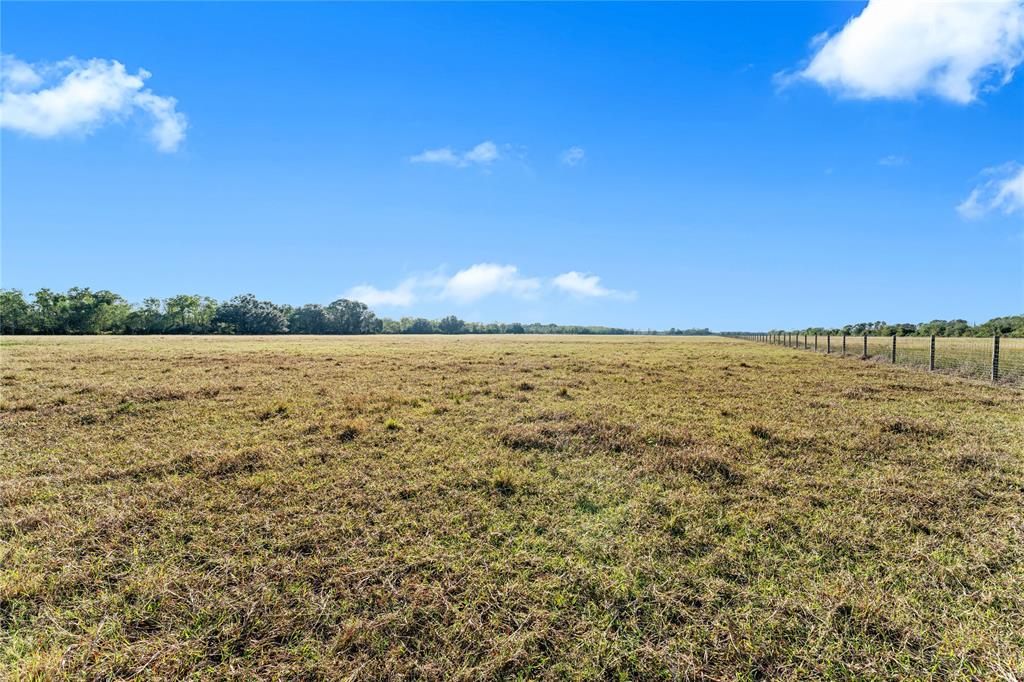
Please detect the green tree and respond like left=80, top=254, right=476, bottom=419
left=212, top=294, right=289, bottom=334
left=325, top=299, right=381, bottom=334
left=0, top=289, right=34, bottom=334
left=436, top=315, right=466, bottom=334
left=400, top=317, right=436, bottom=334
left=289, top=305, right=330, bottom=334
left=161, top=295, right=217, bottom=333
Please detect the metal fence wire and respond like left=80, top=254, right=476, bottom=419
left=725, top=333, right=1023, bottom=386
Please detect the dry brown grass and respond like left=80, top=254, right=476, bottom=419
left=1, top=335, right=1022, bottom=679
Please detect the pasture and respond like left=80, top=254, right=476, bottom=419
left=2, top=335, right=1023, bottom=679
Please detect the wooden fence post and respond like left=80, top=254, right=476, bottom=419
left=929, top=335, right=935, bottom=371
left=992, top=336, right=1000, bottom=383
left=891, top=335, right=897, bottom=364
left=826, top=334, right=831, bottom=354
left=814, top=334, right=818, bottom=352
left=842, top=334, right=847, bottom=356
left=862, top=334, right=868, bottom=359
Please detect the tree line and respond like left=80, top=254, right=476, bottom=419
left=0, top=288, right=647, bottom=336
left=756, top=316, right=1024, bottom=338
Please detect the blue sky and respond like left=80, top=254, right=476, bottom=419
left=2, top=1, right=1022, bottom=330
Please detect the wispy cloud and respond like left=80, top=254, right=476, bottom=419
left=553, top=271, right=635, bottom=300
left=441, top=263, right=540, bottom=303
left=463, top=141, right=499, bottom=164
left=0, top=53, right=187, bottom=152
left=560, top=146, right=585, bottom=166
left=878, top=154, right=908, bottom=167
left=344, top=265, right=539, bottom=307
left=957, top=162, right=1024, bottom=220
left=778, top=0, right=1024, bottom=103
left=410, top=140, right=501, bottom=168
left=345, top=264, right=634, bottom=308
left=408, top=147, right=459, bottom=165
left=344, top=280, right=419, bottom=307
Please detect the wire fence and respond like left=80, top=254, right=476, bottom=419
left=725, top=333, right=1024, bottom=386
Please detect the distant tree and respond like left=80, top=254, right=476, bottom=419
left=974, top=315, right=1024, bottom=338
left=0, top=289, right=33, bottom=334
left=436, top=315, right=466, bottom=334
left=123, top=298, right=163, bottom=334
left=212, top=294, right=289, bottom=334
left=32, top=289, right=68, bottom=334
left=289, top=304, right=331, bottom=334
left=325, top=299, right=381, bottom=334
left=3, top=285, right=1017, bottom=339
left=162, top=295, right=217, bottom=333
left=400, top=317, right=436, bottom=334
left=30, top=288, right=132, bottom=334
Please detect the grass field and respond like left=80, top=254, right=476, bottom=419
left=2, top=335, right=1023, bottom=679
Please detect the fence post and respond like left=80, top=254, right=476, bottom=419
left=929, top=335, right=935, bottom=371
left=992, top=336, right=1000, bottom=383
left=826, top=334, right=831, bottom=354
left=842, top=334, right=847, bottom=356
left=814, top=334, right=818, bottom=352
left=891, top=335, right=897, bottom=364
left=862, top=334, right=868, bottom=359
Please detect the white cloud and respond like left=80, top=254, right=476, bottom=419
left=409, top=140, right=501, bottom=167
left=560, top=146, right=585, bottom=166
left=553, top=271, right=635, bottom=300
left=463, top=141, right=499, bottom=164
left=346, top=264, right=635, bottom=309
left=409, top=147, right=459, bottom=165
left=878, top=154, right=908, bottom=167
left=345, top=278, right=420, bottom=307
left=441, top=263, right=540, bottom=303
left=785, top=0, right=1024, bottom=103
left=1, top=54, right=41, bottom=90
left=344, top=265, right=540, bottom=307
left=0, top=54, right=187, bottom=152
left=957, top=162, right=1024, bottom=220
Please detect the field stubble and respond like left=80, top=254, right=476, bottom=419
left=1, top=335, right=1022, bottom=679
